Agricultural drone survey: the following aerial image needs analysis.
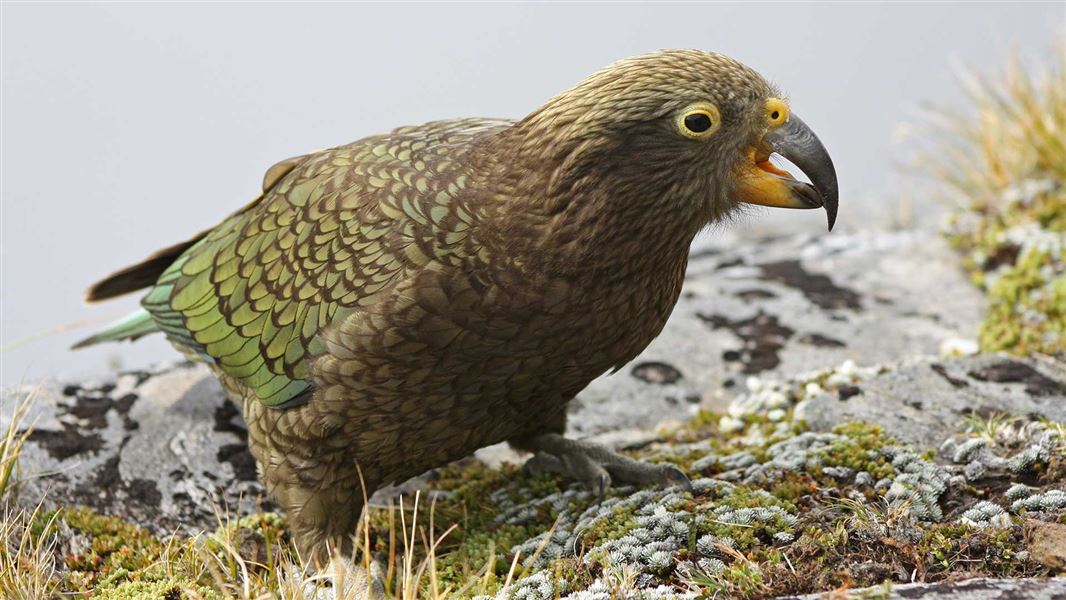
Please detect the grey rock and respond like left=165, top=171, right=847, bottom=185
left=783, top=577, right=1066, bottom=599
left=801, top=354, right=1066, bottom=449
left=2, top=362, right=264, bottom=535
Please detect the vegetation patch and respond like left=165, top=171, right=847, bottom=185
left=922, top=51, right=1065, bottom=356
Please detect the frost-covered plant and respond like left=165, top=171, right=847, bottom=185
left=1011, top=489, right=1066, bottom=514
left=958, top=501, right=1013, bottom=529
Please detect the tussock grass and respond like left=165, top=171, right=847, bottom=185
left=1, top=389, right=36, bottom=499
left=1, top=505, right=61, bottom=600
left=1, top=390, right=60, bottom=600
left=917, top=45, right=1066, bottom=205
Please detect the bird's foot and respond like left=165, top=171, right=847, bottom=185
left=522, top=433, right=691, bottom=495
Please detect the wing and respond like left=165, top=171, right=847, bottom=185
left=142, top=119, right=509, bottom=407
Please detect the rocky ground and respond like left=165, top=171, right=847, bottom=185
left=3, top=216, right=1064, bottom=598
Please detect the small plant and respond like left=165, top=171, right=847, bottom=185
left=1, top=389, right=37, bottom=500
left=961, top=412, right=1023, bottom=446
left=0, top=505, right=61, bottom=600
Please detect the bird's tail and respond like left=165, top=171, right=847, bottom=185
left=72, top=308, right=160, bottom=349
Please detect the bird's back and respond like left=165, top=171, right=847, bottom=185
left=128, top=118, right=512, bottom=408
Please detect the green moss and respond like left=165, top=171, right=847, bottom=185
left=758, top=472, right=820, bottom=503
left=579, top=502, right=642, bottom=549
left=94, top=579, right=220, bottom=600
left=406, top=461, right=600, bottom=596
left=700, top=560, right=768, bottom=597
left=980, top=247, right=1065, bottom=354
left=812, top=423, right=896, bottom=481
left=34, top=507, right=166, bottom=593
left=921, top=524, right=1031, bottom=576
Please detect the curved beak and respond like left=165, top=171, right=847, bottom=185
left=735, top=113, right=839, bottom=231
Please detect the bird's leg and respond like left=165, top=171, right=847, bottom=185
left=266, top=461, right=362, bottom=565
left=261, top=457, right=386, bottom=599
left=512, top=432, right=691, bottom=494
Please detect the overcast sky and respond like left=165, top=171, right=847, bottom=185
left=2, top=2, right=1063, bottom=383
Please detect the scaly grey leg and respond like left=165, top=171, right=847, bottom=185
left=521, top=433, right=691, bottom=495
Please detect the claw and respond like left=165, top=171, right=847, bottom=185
left=664, top=465, right=694, bottom=493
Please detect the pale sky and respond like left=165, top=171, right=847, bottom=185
left=2, top=2, right=1063, bottom=383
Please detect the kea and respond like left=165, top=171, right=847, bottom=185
left=75, top=49, right=838, bottom=563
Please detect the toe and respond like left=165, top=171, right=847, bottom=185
left=524, top=452, right=565, bottom=477
left=560, top=451, right=612, bottom=493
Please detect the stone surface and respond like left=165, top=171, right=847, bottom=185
left=785, top=577, right=1066, bottom=599
left=2, top=226, right=986, bottom=534
left=1027, top=520, right=1066, bottom=571
left=800, top=354, right=1066, bottom=449
left=3, top=362, right=261, bottom=535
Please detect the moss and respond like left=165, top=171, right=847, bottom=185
left=94, top=579, right=221, bottom=600
left=921, top=523, right=1032, bottom=577
left=577, top=503, right=642, bottom=549
left=700, top=560, right=769, bottom=597
left=33, top=507, right=167, bottom=593
left=814, top=423, right=896, bottom=481
left=396, top=460, right=600, bottom=596
left=980, top=246, right=1065, bottom=354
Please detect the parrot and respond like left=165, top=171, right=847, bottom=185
left=75, top=49, right=838, bottom=564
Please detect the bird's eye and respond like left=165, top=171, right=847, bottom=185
left=765, top=98, right=790, bottom=128
left=677, top=103, right=721, bottom=139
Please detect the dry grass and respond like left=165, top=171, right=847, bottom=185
left=0, top=497, right=498, bottom=599
left=0, top=389, right=36, bottom=499
left=1, top=505, right=62, bottom=600
left=916, top=44, right=1066, bottom=206
left=1, top=389, right=61, bottom=600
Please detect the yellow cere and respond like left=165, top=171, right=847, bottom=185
left=765, top=97, right=790, bottom=128
left=677, top=102, right=721, bottom=139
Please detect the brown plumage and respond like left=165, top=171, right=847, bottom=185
left=76, top=50, right=838, bottom=562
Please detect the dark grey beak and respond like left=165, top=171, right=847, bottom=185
left=764, top=114, right=839, bottom=231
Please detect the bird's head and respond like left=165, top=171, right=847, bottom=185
left=510, top=49, right=838, bottom=231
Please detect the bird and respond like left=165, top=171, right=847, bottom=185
left=74, top=49, right=838, bottom=564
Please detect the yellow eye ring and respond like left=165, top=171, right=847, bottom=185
left=765, top=98, right=789, bottom=128
left=677, top=103, right=721, bottom=139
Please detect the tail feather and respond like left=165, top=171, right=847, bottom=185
left=84, top=191, right=270, bottom=303
left=84, top=233, right=209, bottom=302
left=72, top=308, right=160, bottom=349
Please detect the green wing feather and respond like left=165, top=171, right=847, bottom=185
left=137, top=119, right=506, bottom=407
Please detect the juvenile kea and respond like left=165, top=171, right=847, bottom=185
left=76, top=49, right=838, bottom=563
